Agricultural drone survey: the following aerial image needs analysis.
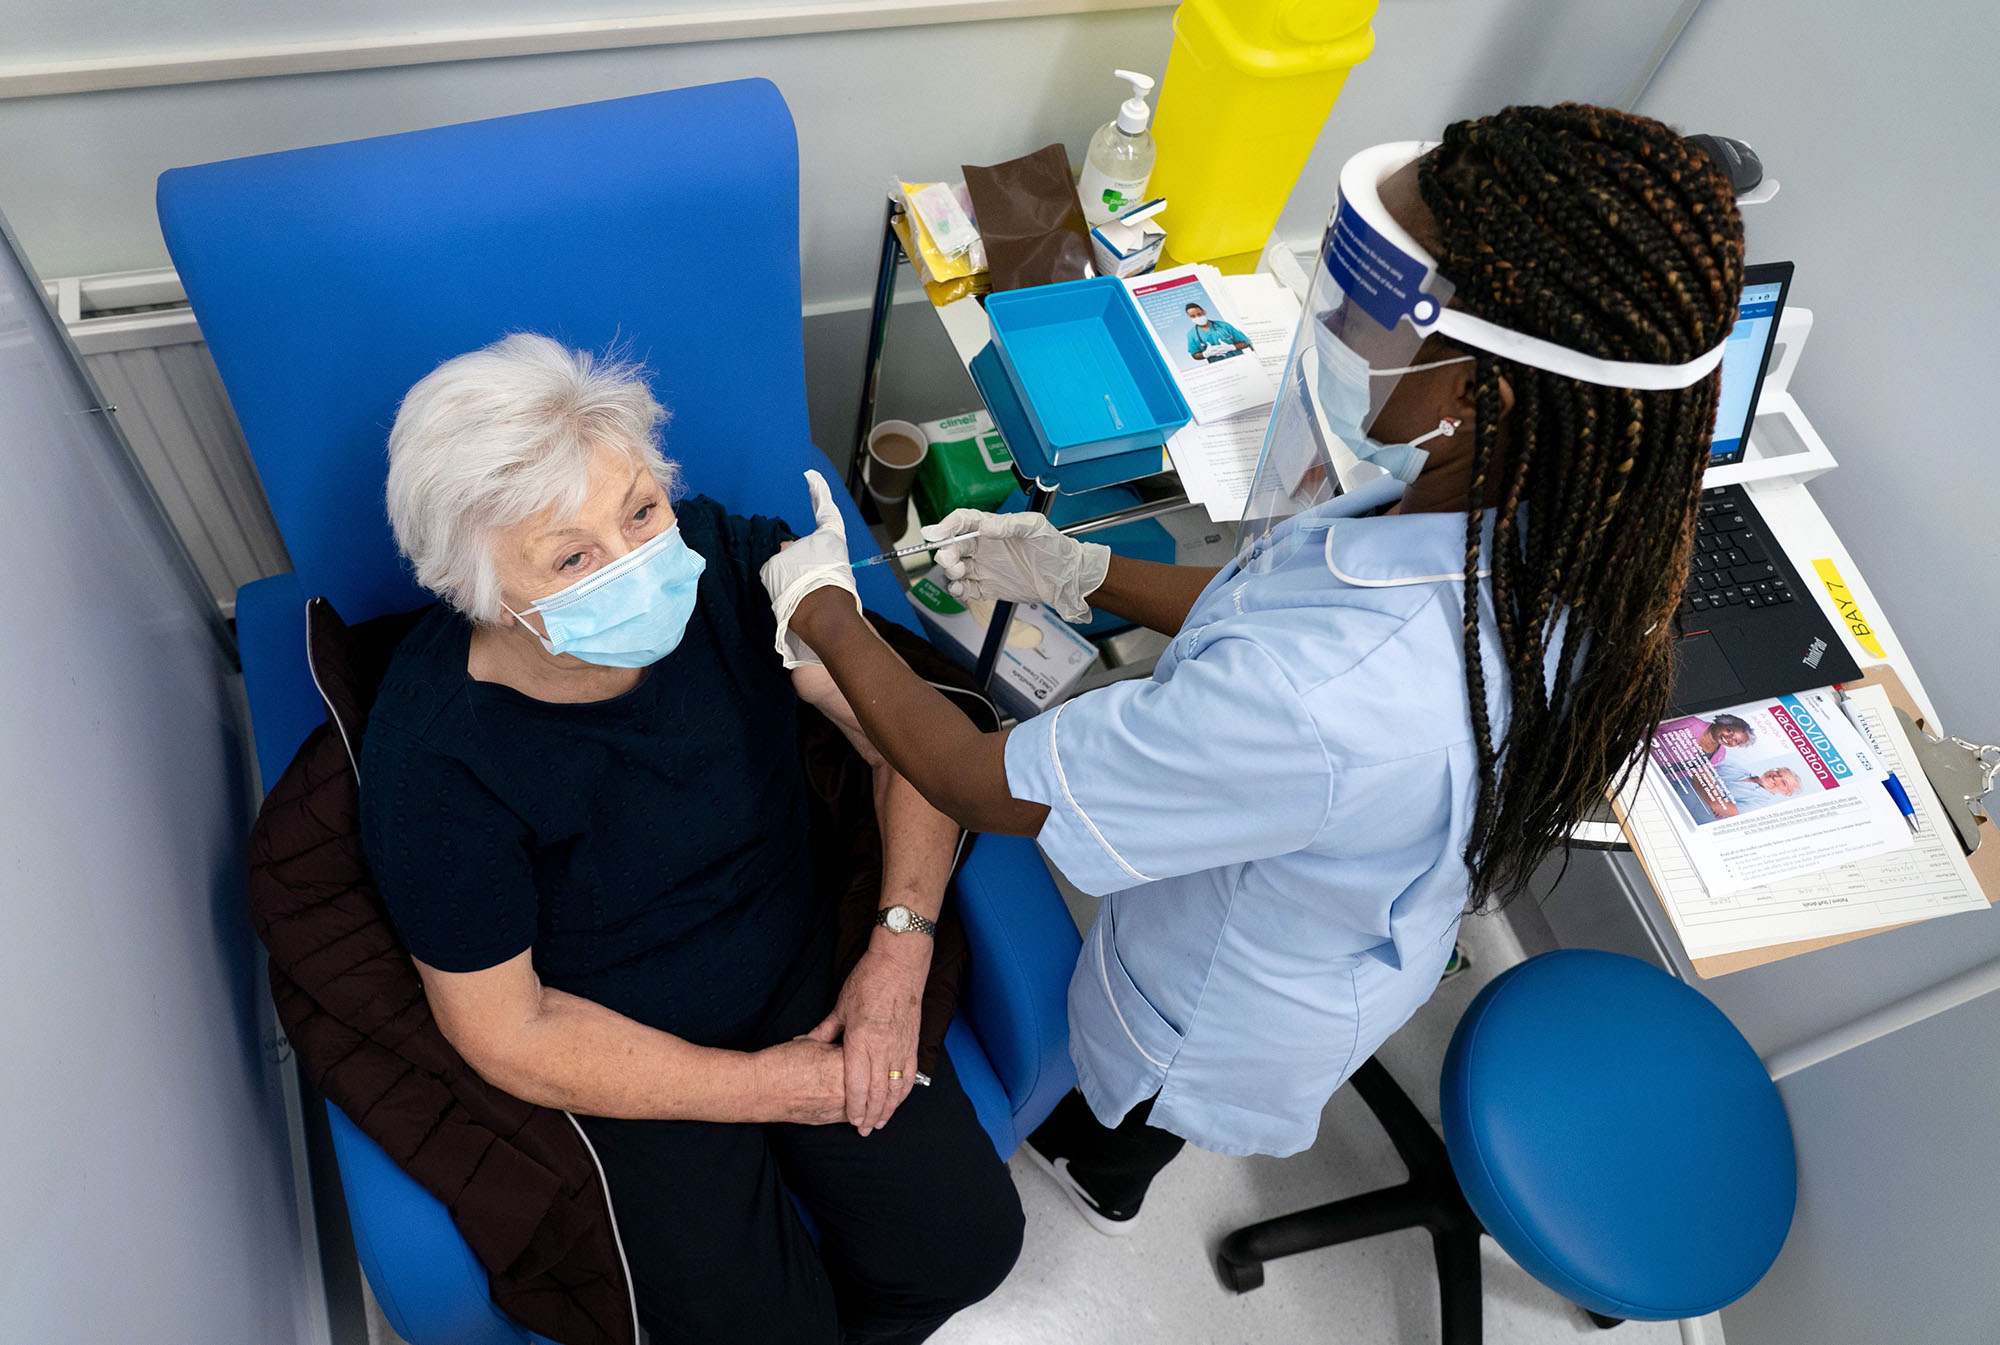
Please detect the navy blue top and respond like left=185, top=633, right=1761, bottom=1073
left=359, top=496, right=813, bottom=1048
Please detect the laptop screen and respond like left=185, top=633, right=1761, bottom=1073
left=1709, top=261, right=1793, bottom=465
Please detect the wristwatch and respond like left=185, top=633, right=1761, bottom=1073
left=874, top=904, right=937, bottom=938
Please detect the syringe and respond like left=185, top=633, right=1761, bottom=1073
left=850, top=531, right=980, bottom=568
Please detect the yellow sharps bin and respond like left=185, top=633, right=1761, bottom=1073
left=1149, top=0, right=1377, bottom=264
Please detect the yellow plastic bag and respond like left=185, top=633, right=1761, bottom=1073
left=897, top=181, right=987, bottom=285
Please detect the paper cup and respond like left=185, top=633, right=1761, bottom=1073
left=864, top=420, right=930, bottom=509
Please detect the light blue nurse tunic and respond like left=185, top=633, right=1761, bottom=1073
left=1003, top=482, right=1516, bottom=1157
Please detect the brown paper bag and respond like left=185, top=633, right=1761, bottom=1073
left=962, top=144, right=1093, bottom=292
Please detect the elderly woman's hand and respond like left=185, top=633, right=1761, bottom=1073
left=752, top=1037, right=849, bottom=1125
left=808, top=933, right=932, bottom=1136
left=760, top=470, right=861, bottom=668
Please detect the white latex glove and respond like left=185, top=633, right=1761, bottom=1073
left=922, top=509, right=1111, bottom=624
left=759, top=470, right=861, bottom=669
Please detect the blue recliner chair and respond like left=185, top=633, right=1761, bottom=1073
left=160, top=80, right=1080, bottom=1345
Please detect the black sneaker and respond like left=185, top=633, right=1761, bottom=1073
left=1021, top=1137, right=1143, bottom=1237
left=1441, top=940, right=1473, bottom=981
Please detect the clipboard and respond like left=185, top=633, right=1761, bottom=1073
left=1612, top=664, right=1999, bottom=978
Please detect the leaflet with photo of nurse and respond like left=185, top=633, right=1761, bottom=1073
left=1648, top=694, right=1863, bottom=827
left=1129, top=271, right=1251, bottom=374
left=1126, top=264, right=1278, bottom=424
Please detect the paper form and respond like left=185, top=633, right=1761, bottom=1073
left=1167, top=413, right=1267, bottom=522
left=1620, top=684, right=1990, bottom=960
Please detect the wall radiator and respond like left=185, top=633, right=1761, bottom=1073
left=49, top=267, right=290, bottom=616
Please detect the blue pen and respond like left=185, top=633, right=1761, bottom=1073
left=1835, top=688, right=1923, bottom=836
left=1881, top=773, right=1922, bottom=836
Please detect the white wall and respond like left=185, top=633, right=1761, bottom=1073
left=0, top=9, right=1178, bottom=295
left=1638, top=0, right=2000, bottom=739
left=0, top=0, right=1691, bottom=292
left=1635, top=7, right=2000, bottom=1340
left=0, top=229, right=310, bottom=1341
left=0, top=0, right=1692, bottom=463
left=16, top=0, right=989, bottom=57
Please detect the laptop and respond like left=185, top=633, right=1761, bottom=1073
left=1666, top=261, right=1861, bottom=714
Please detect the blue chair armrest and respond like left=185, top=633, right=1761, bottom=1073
left=943, top=1015, right=1017, bottom=1159
left=325, top=1102, right=538, bottom=1345
left=949, top=833, right=1081, bottom=1148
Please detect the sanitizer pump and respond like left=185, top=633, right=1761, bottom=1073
left=1079, top=69, right=1157, bottom=226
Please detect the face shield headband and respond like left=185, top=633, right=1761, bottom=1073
left=1233, top=141, right=1731, bottom=574
left=1326, top=141, right=1730, bottom=393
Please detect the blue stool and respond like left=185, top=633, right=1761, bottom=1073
left=1217, top=951, right=1796, bottom=1341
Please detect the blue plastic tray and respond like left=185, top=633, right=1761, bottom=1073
left=969, top=344, right=1170, bottom=493
left=985, top=276, right=1191, bottom=457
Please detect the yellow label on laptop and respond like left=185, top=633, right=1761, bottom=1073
left=1812, top=558, right=1887, bottom=658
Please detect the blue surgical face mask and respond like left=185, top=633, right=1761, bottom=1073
left=506, top=523, right=707, bottom=668
left=1314, top=333, right=1466, bottom=486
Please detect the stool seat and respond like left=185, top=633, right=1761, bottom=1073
left=1441, top=950, right=1795, bottom=1322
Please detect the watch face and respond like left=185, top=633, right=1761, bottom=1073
left=885, top=906, right=912, bottom=932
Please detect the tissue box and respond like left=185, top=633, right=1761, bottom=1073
left=906, top=577, right=1097, bottom=721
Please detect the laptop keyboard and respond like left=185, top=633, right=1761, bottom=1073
left=1681, top=488, right=1795, bottom=621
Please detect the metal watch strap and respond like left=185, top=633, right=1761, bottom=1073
left=874, top=905, right=937, bottom=937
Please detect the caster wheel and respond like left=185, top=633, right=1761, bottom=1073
left=1586, top=1311, right=1624, bottom=1330
left=1217, top=1256, right=1265, bottom=1293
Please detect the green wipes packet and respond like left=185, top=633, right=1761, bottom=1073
left=913, top=411, right=1016, bottom=523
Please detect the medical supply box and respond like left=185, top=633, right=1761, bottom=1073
left=1089, top=198, right=1168, bottom=279
left=912, top=410, right=1017, bottom=523
left=906, top=577, right=1098, bottom=721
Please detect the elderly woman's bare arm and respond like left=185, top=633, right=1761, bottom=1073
left=416, top=950, right=846, bottom=1123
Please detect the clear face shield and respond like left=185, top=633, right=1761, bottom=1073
left=1237, top=141, right=1731, bottom=573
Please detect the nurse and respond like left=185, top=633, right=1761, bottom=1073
left=1183, top=303, right=1252, bottom=362
left=761, top=105, right=1746, bottom=1230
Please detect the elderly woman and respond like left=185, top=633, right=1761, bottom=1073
left=358, top=334, right=1022, bottom=1344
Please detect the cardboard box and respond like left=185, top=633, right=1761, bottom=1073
left=906, top=576, right=1098, bottom=721
left=1088, top=211, right=1167, bottom=280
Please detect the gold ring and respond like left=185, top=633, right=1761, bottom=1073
left=887, top=1070, right=904, bottom=1080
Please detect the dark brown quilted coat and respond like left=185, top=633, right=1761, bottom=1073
left=247, top=600, right=986, bottom=1345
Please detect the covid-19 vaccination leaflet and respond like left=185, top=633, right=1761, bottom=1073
left=1645, top=687, right=1914, bottom=896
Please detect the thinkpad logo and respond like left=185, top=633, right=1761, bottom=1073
left=1802, top=637, right=1827, bottom=669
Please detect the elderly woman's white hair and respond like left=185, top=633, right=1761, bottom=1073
left=386, top=333, right=682, bottom=623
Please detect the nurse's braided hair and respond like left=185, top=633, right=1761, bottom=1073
left=1414, top=104, right=1745, bottom=907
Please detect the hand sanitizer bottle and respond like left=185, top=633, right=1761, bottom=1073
left=1079, top=70, right=1157, bottom=226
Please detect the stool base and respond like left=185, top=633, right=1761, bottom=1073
left=1213, top=1057, right=1487, bottom=1344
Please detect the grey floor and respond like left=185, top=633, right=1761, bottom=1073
left=932, top=887, right=1684, bottom=1345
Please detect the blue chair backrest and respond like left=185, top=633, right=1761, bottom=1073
left=158, top=78, right=904, bottom=628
